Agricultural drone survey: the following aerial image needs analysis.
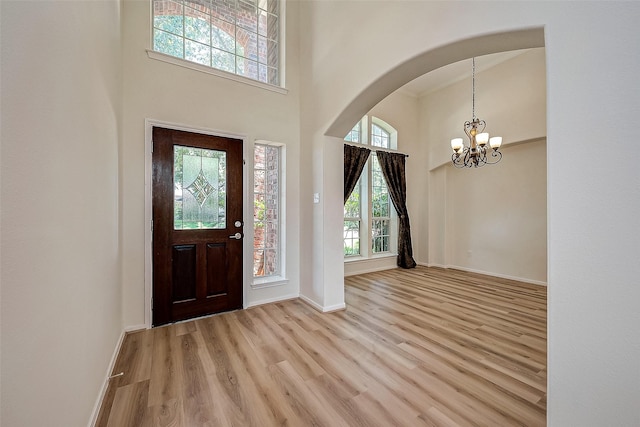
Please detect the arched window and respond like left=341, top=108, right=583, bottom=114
left=344, top=117, right=398, bottom=258
left=152, top=0, right=281, bottom=86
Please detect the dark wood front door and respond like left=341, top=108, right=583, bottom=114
left=152, top=127, right=243, bottom=326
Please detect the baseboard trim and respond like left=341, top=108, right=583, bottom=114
left=299, top=294, right=346, bottom=313
left=420, top=262, right=547, bottom=286
left=124, top=324, right=148, bottom=333
left=245, top=293, right=300, bottom=309
left=344, top=264, right=399, bottom=277
left=87, top=329, right=126, bottom=427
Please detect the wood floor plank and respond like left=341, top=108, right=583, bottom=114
left=96, top=266, right=547, bottom=427
left=148, top=398, right=183, bottom=427
left=177, top=332, right=222, bottom=426
left=147, top=326, right=182, bottom=408
left=106, top=380, right=151, bottom=427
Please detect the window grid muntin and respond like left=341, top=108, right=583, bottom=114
left=152, top=0, right=279, bottom=86
left=344, top=122, right=361, bottom=143
left=343, top=118, right=395, bottom=258
left=372, top=219, right=390, bottom=253
left=371, top=123, right=390, bottom=148
left=371, top=154, right=391, bottom=254
left=344, top=178, right=362, bottom=256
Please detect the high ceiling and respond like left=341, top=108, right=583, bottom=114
left=399, top=50, right=529, bottom=97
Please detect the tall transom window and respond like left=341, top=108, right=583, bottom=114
left=344, top=116, right=398, bottom=258
left=152, top=0, right=280, bottom=86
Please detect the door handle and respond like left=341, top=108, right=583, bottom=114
left=229, top=232, right=243, bottom=240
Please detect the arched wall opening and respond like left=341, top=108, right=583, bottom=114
left=326, top=27, right=547, bottom=284
left=301, top=5, right=640, bottom=425
left=325, top=27, right=545, bottom=139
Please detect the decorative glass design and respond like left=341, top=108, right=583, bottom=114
left=174, top=145, right=226, bottom=229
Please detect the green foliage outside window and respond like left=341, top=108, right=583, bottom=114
left=152, top=0, right=279, bottom=85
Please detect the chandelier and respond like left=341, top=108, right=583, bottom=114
left=451, top=58, right=503, bottom=168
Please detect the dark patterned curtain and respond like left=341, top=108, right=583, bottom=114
left=375, top=151, right=417, bottom=269
left=344, top=144, right=371, bottom=203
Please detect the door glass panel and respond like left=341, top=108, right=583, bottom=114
left=174, top=145, right=226, bottom=229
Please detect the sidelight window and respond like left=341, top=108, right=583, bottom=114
left=253, top=142, right=282, bottom=278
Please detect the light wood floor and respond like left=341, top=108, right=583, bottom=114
left=96, top=267, right=547, bottom=426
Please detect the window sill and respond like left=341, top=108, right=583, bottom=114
left=251, top=276, right=289, bottom=290
left=344, top=253, right=397, bottom=263
left=146, top=50, right=289, bottom=95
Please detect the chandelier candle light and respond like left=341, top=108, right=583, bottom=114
left=451, top=57, right=503, bottom=168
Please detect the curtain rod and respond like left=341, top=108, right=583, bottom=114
left=344, top=142, right=409, bottom=158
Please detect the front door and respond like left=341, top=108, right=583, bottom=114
left=152, top=127, right=243, bottom=326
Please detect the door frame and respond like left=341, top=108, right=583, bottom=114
left=144, top=119, right=250, bottom=328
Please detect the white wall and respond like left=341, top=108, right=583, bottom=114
left=0, top=1, right=122, bottom=426
left=423, top=50, right=547, bottom=284
left=434, top=139, right=547, bottom=284
left=120, top=0, right=302, bottom=326
left=299, top=2, right=640, bottom=425
left=1, top=2, right=639, bottom=426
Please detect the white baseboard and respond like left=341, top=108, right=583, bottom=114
left=344, top=264, right=398, bottom=277
left=420, top=262, right=445, bottom=268
left=344, top=256, right=397, bottom=277
left=87, top=329, right=126, bottom=427
left=124, top=324, right=148, bottom=333
left=421, top=263, right=547, bottom=286
left=299, top=294, right=346, bottom=313
left=245, top=292, right=300, bottom=309
left=322, top=302, right=347, bottom=312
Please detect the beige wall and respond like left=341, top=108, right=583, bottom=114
left=345, top=50, right=547, bottom=284
left=120, top=0, right=302, bottom=326
left=423, top=50, right=547, bottom=284
left=1, top=1, right=639, bottom=426
left=425, top=49, right=547, bottom=170
left=299, top=2, right=640, bottom=425
left=430, top=139, right=547, bottom=283
left=1, top=1, right=122, bottom=425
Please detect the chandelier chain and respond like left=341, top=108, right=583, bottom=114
left=472, top=57, right=476, bottom=120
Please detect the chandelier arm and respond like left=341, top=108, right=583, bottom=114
left=463, top=121, right=473, bottom=140
left=477, top=147, right=487, bottom=166
left=452, top=154, right=464, bottom=168
left=485, top=149, right=503, bottom=165
left=477, top=119, right=486, bottom=134
left=465, top=149, right=474, bottom=168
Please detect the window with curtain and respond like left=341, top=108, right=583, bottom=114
left=343, top=117, right=398, bottom=258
